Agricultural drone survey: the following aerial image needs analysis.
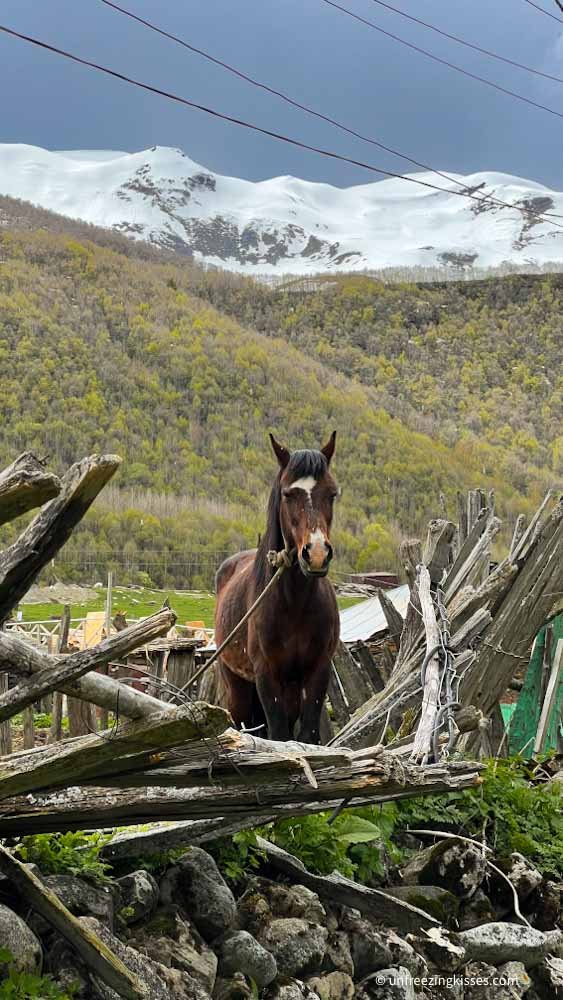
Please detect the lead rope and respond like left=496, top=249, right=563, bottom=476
left=176, top=547, right=296, bottom=695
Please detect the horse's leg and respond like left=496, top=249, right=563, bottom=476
left=299, top=661, right=331, bottom=745
left=219, top=662, right=255, bottom=730
left=255, top=666, right=292, bottom=741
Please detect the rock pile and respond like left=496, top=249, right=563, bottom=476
left=0, top=837, right=561, bottom=999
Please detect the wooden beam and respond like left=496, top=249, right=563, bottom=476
left=0, top=453, right=121, bottom=622
left=410, top=565, right=441, bottom=763
left=0, top=453, right=61, bottom=527
left=377, top=588, right=404, bottom=641
left=422, top=519, right=456, bottom=585
left=0, top=609, right=177, bottom=723
left=0, top=844, right=146, bottom=999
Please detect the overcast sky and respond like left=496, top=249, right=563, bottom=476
left=1, top=0, right=563, bottom=189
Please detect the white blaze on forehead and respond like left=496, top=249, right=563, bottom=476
left=289, top=475, right=317, bottom=497
left=309, top=528, right=326, bottom=546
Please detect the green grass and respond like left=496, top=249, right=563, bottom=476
left=21, top=588, right=361, bottom=629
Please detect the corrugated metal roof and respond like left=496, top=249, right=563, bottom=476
left=339, top=584, right=410, bottom=643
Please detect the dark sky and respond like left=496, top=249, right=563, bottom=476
left=1, top=0, right=563, bottom=189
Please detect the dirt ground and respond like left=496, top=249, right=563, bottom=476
left=21, top=582, right=99, bottom=605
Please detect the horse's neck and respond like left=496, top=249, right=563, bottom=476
left=278, top=564, right=319, bottom=610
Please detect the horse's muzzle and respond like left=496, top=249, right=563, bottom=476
left=299, top=540, right=333, bottom=577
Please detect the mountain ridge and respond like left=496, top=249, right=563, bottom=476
left=2, top=143, right=563, bottom=274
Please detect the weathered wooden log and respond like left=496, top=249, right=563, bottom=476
left=422, top=519, right=456, bottom=585
left=0, top=609, right=177, bottom=722
left=0, top=453, right=121, bottom=622
left=0, top=844, right=146, bottom=998
left=0, top=453, right=61, bottom=527
left=0, top=702, right=230, bottom=800
left=49, top=605, right=71, bottom=744
left=0, top=674, right=11, bottom=754
left=410, top=565, right=441, bottom=762
left=462, top=499, right=563, bottom=715
left=0, top=751, right=482, bottom=835
left=332, top=641, right=373, bottom=713
left=257, top=837, right=439, bottom=933
left=377, top=588, right=404, bottom=640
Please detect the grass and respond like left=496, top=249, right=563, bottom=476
left=21, top=587, right=362, bottom=629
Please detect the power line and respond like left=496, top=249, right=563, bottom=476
left=96, top=0, right=510, bottom=213
left=96, top=0, right=563, bottom=224
left=319, top=0, right=563, bottom=120
left=522, top=0, right=563, bottom=24
left=1, top=20, right=562, bottom=231
left=366, top=0, right=563, bottom=85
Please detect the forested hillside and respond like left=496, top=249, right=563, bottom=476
left=0, top=197, right=558, bottom=588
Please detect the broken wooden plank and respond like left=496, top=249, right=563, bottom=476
left=256, top=836, right=439, bottom=933
left=0, top=453, right=61, bottom=527
left=0, top=843, right=146, bottom=999
left=411, top=565, right=441, bottom=763
left=0, top=702, right=230, bottom=800
left=377, top=588, right=404, bottom=641
left=0, top=753, right=482, bottom=835
left=422, top=519, right=456, bottom=585
left=0, top=454, right=121, bottom=622
left=0, top=608, right=177, bottom=723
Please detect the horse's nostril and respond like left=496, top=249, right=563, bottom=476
left=302, top=544, right=312, bottom=563
left=325, top=543, right=333, bottom=563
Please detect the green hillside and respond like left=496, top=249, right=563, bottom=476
left=0, top=200, right=557, bottom=589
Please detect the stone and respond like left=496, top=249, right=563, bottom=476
left=321, top=931, right=354, bottom=977
left=532, top=955, right=563, bottom=999
left=529, top=880, right=562, bottom=931
left=0, top=902, right=42, bottom=974
left=356, top=966, right=415, bottom=1000
left=116, top=869, right=159, bottom=924
left=42, top=874, right=116, bottom=929
left=463, top=960, right=532, bottom=1000
left=216, top=930, right=277, bottom=988
left=160, top=847, right=237, bottom=941
left=80, top=916, right=209, bottom=1000
left=128, top=905, right=217, bottom=991
left=488, top=854, right=543, bottom=914
left=307, top=972, right=355, bottom=1000
left=237, top=877, right=325, bottom=933
left=400, top=840, right=487, bottom=899
left=382, top=885, right=459, bottom=925
left=264, top=980, right=321, bottom=1000
left=459, top=922, right=562, bottom=968
left=458, top=889, right=496, bottom=931
left=406, top=926, right=466, bottom=972
left=258, top=917, right=328, bottom=977
left=340, top=912, right=425, bottom=980
left=213, top=974, right=254, bottom=1000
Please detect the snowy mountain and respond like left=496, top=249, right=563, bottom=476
left=1, top=143, right=563, bottom=274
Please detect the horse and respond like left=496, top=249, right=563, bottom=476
left=214, top=432, right=340, bottom=744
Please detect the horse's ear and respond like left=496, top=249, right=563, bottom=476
left=321, top=430, right=336, bottom=465
left=269, top=433, right=290, bottom=469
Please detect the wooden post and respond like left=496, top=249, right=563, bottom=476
left=50, top=605, right=70, bottom=745
left=22, top=705, right=35, bottom=749
left=0, top=674, right=12, bottom=754
left=410, top=565, right=441, bottom=763
left=99, top=572, right=113, bottom=730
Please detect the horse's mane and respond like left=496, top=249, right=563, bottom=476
left=253, top=449, right=328, bottom=591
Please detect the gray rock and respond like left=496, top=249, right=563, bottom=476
left=128, top=905, right=217, bottom=991
left=213, top=973, right=254, bottom=1000
left=383, top=884, right=459, bottom=926
left=258, top=917, right=328, bottom=977
left=532, top=955, right=563, bottom=999
left=530, top=880, right=562, bottom=931
left=216, top=930, right=277, bottom=988
left=0, top=902, right=42, bottom=974
left=265, top=979, right=321, bottom=1000
left=406, top=926, right=466, bottom=972
left=400, top=839, right=486, bottom=899
left=116, top=869, right=159, bottom=924
left=307, top=972, right=354, bottom=1000
left=160, top=847, right=236, bottom=941
left=340, top=913, right=425, bottom=980
left=237, top=877, right=325, bottom=933
left=42, top=874, right=116, bottom=928
left=321, top=931, right=354, bottom=977
left=463, top=960, right=532, bottom=1000
left=356, top=966, right=415, bottom=1000
left=459, top=922, right=562, bottom=969
left=80, top=916, right=209, bottom=1000
left=458, top=888, right=496, bottom=931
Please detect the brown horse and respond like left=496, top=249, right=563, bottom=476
left=215, top=433, right=340, bottom=744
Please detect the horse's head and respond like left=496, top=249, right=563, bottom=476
left=270, top=431, right=338, bottom=578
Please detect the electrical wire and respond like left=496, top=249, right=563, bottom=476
left=366, top=0, right=563, bottom=85
left=319, top=0, right=563, bottom=120
left=1, top=20, right=562, bottom=230
left=522, top=0, right=563, bottom=24
left=97, top=0, right=563, bottom=222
